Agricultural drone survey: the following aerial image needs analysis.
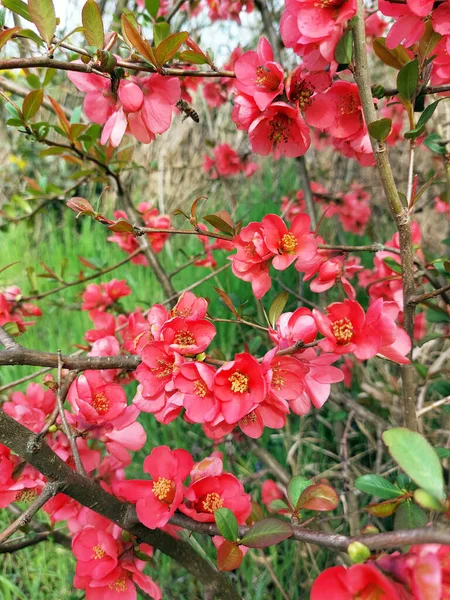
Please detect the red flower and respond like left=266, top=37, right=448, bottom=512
left=174, top=362, right=219, bottom=423
left=114, top=445, right=193, bottom=529
left=180, top=458, right=251, bottom=523
left=68, top=371, right=127, bottom=426
left=262, top=213, right=317, bottom=270
left=161, top=317, right=216, bottom=355
left=214, top=353, right=266, bottom=423
left=311, top=564, right=404, bottom=599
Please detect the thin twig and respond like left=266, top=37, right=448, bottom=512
left=56, top=351, right=85, bottom=476
left=0, top=482, right=59, bottom=545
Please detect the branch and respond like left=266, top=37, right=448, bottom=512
left=0, top=528, right=70, bottom=553
left=167, top=0, right=185, bottom=23
left=20, top=249, right=143, bottom=302
left=0, top=57, right=235, bottom=79
left=353, top=0, right=418, bottom=431
left=136, top=226, right=231, bottom=241
left=410, top=283, right=450, bottom=305
left=382, top=84, right=450, bottom=97
left=0, top=482, right=59, bottom=545
left=0, top=325, right=21, bottom=350
left=0, top=409, right=241, bottom=600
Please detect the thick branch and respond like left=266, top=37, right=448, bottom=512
left=353, top=0, right=418, bottom=431
left=0, top=410, right=241, bottom=600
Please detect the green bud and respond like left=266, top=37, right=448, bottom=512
left=348, top=541, right=371, bottom=564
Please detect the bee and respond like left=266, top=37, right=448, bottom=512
left=176, top=99, right=200, bottom=124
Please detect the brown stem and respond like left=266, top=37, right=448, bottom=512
left=136, top=226, right=231, bottom=241
left=167, top=0, right=186, bottom=22
left=353, top=0, right=418, bottom=431
left=0, top=57, right=235, bottom=78
left=0, top=410, right=241, bottom=600
left=410, top=283, right=450, bottom=304
left=21, top=249, right=143, bottom=302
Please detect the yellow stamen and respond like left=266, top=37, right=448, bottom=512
left=228, top=371, right=249, bottom=393
left=331, top=317, right=354, bottom=344
left=202, top=492, right=224, bottom=513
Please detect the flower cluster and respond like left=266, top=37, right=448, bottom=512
left=206, top=0, right=254, bottom=23
left=68, top=70, right=180, bottom=147
left=312, top=544, right=450, bottom=599
left=0, top=285, right=41, bottom=333
left=107, top=203, right=171, bottom=264
left=203, top=143, right=259, bottom=179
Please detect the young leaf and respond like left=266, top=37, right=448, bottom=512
left=2, top=321, right=20, bottom=336
left=268, top=291, right=289, bottom=329
left=82, top=0, right=104, bottom=49
left=107, top=219, right=134, bottom=233
left=28, top=0, right=56, bottom=45
left=355, top=474, right=403, bottom=500
left=217, top=541, right=243, bottom=571
left=0, top=26, right=21, bottom=51
left=155, top=31, right=189, bottom=66
left=394, top=500, right=428, bottom=530
left=397, top=59, right=419, bottom=100
left=179, top=49, right=209, bottom=65
left=424, top=133, right=447, bottom=155
left=121, top=14, right=157, bottom=66
left=145, top=0, right=160, bottom=18
left=203, top=213, right=234, bottom=236
left=2, top=0, right=31, bottom=21
left=373, top=37, right=410, bottom=70
left=22, top=89, right=43, bottom=121
left=153, top=21, right=170, bottom=47
left=383, top=428, right=446, bottom=501
left=239, top=518, right=293, bottom=548
left=297, top=483, right=339, bottom=511
left=368, top=118, right=392, bottom=142
left=365, top=497, right=405, bottom=517
left=215, top=508, right=239, bottom=543
left=269, top=499, right=289, bottom=512
left=48, top=96, right=71, bottom=137
left=413, top=488, right=445, bottom=511
left=214, top=287, right=238, bottom=317
left=287, top=475, right=310, bottom=508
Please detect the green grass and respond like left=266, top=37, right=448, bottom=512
left=0, top=159, right=360, bottom=599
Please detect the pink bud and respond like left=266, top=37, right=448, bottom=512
left=118, top=82, right=144, bottom=113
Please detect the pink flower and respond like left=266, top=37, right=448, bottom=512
left=269, top=307, right=318, bottom=349
left=174, top=362, right=219, bottom=423
left=285, top=66, right=331, bottom=112
left=232, top=92, right=262, bottom=130
left=3, top=383, right=56, bottom=433
left=234, top=37, right=284, bottom=111
left=214, top=353, right=266, bottom=423
left=72, top=527, right=118, bottom=580
left=263, top=350, right=309, bottom=404
left=248, top=102, right=311, bottom=159
left=180, top=458, right=251, bottom=523
left=81, top=279, right=131, bottom=311
left=114, top=446, right=193, bottom=529
left=378, top=0, right=425, bottom=49
left=262, top=213, right=317, bottom=270
left=313, top=299, right=411, bottom=363
left=169, top=291, right=208, bottom=320
left=68, top=370, right=128, bottom=426
left=161, top=317, right=216, bottom=355
left=284, top=0, right=356, bottom=41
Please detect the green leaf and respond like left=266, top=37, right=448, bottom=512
left=203, top=214, right=234, bottom=236
left=365, top=497, right=405, bottom=517
left=383, top=256, right=402, bottom=274
left=22, top=88, right=43, bottom=121
left=268, top=499, right=289, bottom=512
left=82, top=0, right=104, bottom=49
left=334, top=29, right=353, bottom=64
left=2, top=0, right=31, bottom=21
left=155, top=31, right=188, bottom=65
left=287, top=476, right=310, bottom=508
left=145, top=0, right=160, bottom=18
left=355, top=475, right=403, bottom=500
left=397, top=59, right=419, bottom=101
left=153, top=21, right=169, bottom=47
left=2, top=321, right=20, bottom=336
left=424, top=133, right=447, bottom=155
left=383, top=428, right=446, bottom=501
left=442, top=236, right=450, bottom=246
left=268, top=291, right=289, bottom=329
left=179, top=49, right=208, bottom=64
left=405, top=99, right=441, bottom=139
left=435, top=447, right=450, bottom=460
left=0, top=7, right=5, bottom=26
left=394, top=500, right=428, bottom=530
left=240, top=518, right=293, bottom=548
left=28, top=0, right=56, bottom=45
left=19, top=27, right=43, bottom=45
left=413, top=488, right=445, bottom=511
left=368, top=118, right=392, bottom=142
left=214, top=508, right=238, bottom=543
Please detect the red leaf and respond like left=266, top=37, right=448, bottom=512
left=217, top=541, right=243, bottom=571
left=297, top=484, right=339, bottom=512
left=107, top=218, right=134, bottom=233
left=239, top=518, right=293, bottom=548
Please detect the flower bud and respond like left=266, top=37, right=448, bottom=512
left=348, top=541, right=371, bottom=564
